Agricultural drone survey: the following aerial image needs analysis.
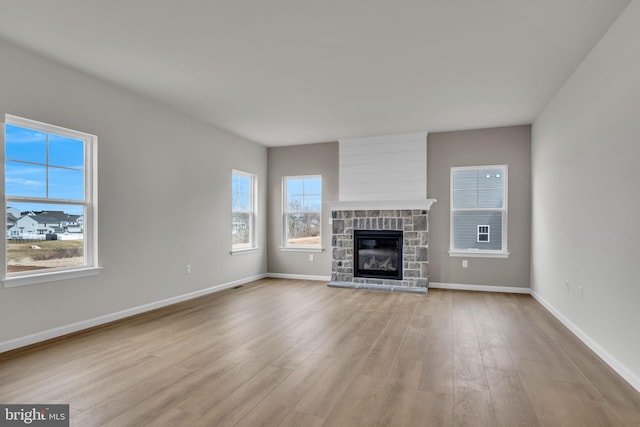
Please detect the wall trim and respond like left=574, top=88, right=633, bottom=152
left=530, top=290, right=640, bottom=394
left=429, top=282, right=530, bottom=294
left=0, top=274, right=268, bottom=354
left=267, top=273, right=331, bottom=281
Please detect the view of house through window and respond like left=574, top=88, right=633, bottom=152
left=4, top=115, right=97, bottom=276
left=232, top=170, right=256, bottom=250
left=284, top=175, right=322, bottom=247
left=450, top=165, right=507, bottom=255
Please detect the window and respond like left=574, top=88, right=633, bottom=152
left=282, top=175, right=322, bottom=250
left=477, top=225, right=490, bottom=242
left=3, top=115, right=100, bottom=286
left=450, top=165, right=508, bottom=257
left=231, top=170, right=257, bottom=252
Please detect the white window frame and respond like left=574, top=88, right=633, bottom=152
left=449, top=165, right=509, bottom=258
left=231, top=169, right=258, bottom=254
left=3, top=114, right=101, bottom=287
left=281, top=175, right=323, bottom=252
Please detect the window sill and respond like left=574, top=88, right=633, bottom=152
left=279, top=246, right=324, bottom=253
left=230, top=247, right=260, bottom=256
left=3, top=266, right=103, bottom=288
left=449, top=250, right=510, bottom=259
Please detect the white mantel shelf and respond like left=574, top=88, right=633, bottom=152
left=329, top=199, right=437, bottom=212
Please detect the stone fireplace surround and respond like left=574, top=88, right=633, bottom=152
left=330, top=208, right=430, bottom=292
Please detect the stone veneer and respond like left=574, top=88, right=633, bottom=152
left=331, top=209, right=429, bottom=288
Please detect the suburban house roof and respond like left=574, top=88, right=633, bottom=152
left=27, top=211, right=80, bottom=224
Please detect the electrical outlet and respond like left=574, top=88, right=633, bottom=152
left=309, top=254, right=314, bottom=261
left=462, top=259, right=468, bottom=268
left=578, top=285, right=584, bottom=300
left=186, top=264, right=191, bottom=274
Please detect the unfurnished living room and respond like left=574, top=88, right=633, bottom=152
left=1, top=1, right=639, bottom=426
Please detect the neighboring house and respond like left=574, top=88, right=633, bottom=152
left=7, top=211, right=82, bottom=240
left=6, top=213, right=19, bottom=239
left=6, top=206, right=21, bottom=219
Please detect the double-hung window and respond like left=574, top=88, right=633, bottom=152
left=231, top=170, right=257, bottom=252
left=282, top=175, right=322, bottom=250
left=450, top=165, right=508, bottom=258
left=3, top=115, right=99, bottom=286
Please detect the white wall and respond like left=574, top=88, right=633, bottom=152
left=532, top=1, right=640, bottom=389
left=0, top=39, right=267, bottom=346
left=339, top=133, right=427, bottom=201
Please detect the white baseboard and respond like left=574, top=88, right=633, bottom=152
left=267, top=273, right=331, bottom=281
left=429, top=282, right=530, bottom=294
left=0, top=274, right=268, bottom=354
left=530, top=290, right=640, bottom=394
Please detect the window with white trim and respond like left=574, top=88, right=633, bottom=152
left=4, top=115, right=99, bottom=286
left=283, top=175, right=322, bottom=249
left=450, top=165, right=508, bottom=257
left=231, top=170, right=257, bottom=251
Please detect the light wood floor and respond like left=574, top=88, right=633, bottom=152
left=1, top=278, right=640, bottom=426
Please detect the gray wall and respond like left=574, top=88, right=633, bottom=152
left=267, top=142, right=338, bottom=277
left=0, top=39, right=267, bottom=345
left=427, top=126, right=531, bottom=288
left=532, top=1, right=640, bottom=387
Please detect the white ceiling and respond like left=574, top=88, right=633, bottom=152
left=0, top=1, right=630, bottom=146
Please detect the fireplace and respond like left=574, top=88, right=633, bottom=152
left=330, top=208, right=432, bottom=290
left=354, top=230, right=403, bottom=280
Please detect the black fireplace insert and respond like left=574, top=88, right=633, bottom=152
left=354, top=230, right=403, bottom=280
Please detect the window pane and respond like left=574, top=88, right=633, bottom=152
left=49, top=134, right=84, bottom=168
left=5, top=124, right=47, bottom=164
left=303, top=194, right=322, bottom=211
left=49, top=167, right=85, bottom=200
left=232, top=212, right=251, bottom=246
left=452, top=211, right=502, bottom=251
left=232, top=173, right=240, bottom=190
left=286, top=179, right=304, bottom=196
left=5, top=161, right=47, bottom=198
left=453, top=189, right=478, bottom=209
left=233, top=192, right=250, bottom=211
left=6, top=202, right=85, bottom=273
left=287, top=195, right=304, bottom=212
left=478, top=188, right=502, bottom=208
left=453, top=170, right=477, bottom=190
left=235, top=175, right=250, bottom=194
left=477, top=169, right=503, bottom=189
left=286, top=213, right=321, bottom=246
left=232, top=173, right=252, bottom=211
left=304, top=177, right=322, bottom=194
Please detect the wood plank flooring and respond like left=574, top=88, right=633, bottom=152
left=1, top=278, right=639, bottom=426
